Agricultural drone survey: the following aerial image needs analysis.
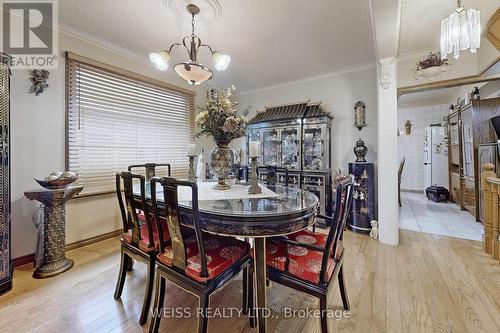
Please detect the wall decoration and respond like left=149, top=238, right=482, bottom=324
left=29, top=69, right=50, bottom=96
left=404, top=120, right=412, bottom=135
left=412, top=52, right=449, bottom=81
left=354, top=101, right=366, bottom=131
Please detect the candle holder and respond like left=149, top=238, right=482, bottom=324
left=188, top=155, right=196, bottom=182
left=248, top=157, right=262, bottom=195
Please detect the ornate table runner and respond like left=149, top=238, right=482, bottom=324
left=176, top=182, right=278, bottom=202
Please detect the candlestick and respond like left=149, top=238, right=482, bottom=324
left=187, top=143, right=196, bottom=156
left=249, top=141, right=261, bottom=158
left=188, top=156, right=196, bottom=182
left=248, top=157, right=262, bottom=195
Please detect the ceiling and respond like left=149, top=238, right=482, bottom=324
left=399, top=0, right=499, bottom=55
left=58, top=0, right=376, bottom=92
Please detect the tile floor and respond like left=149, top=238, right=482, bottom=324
left=399, top=192, right=483, bottom=241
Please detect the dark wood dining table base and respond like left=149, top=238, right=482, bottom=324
left=253, top=237, right=267, bottom=333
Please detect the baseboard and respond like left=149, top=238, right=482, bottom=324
left=12, top=229, right=122, bottom=267
left=65, top=229, right=123, bottom=251
left=401, top=189, right=424, bottom=194
left=12, top=253, right=35, bottom=268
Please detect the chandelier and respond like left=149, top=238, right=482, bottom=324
left=440, top=0, right=481, bottom=60
left=149, top=4, right=230, bottom=85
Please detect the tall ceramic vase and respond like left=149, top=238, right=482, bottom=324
left=210, top=140, right=234, bottom=190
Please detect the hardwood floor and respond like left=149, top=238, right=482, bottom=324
left=1, top=229, right=500, bottom=333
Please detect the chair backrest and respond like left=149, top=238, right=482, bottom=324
left=150, top=177, right=209, bottom=278
left=398, top=158, right=405, bottom=181
left=257, top=165, right=289, bottom=187
left=320, top=176, right=354, bottom=284
left=128, top=163, right=171, bottom=180
left=234, top=165, right=249, bottom=182
left=115, top=171, right=155, bottom=248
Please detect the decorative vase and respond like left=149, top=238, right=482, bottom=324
left=210, top=140, right=234, bottom=190
left=353, top=138, right=368, bottom=162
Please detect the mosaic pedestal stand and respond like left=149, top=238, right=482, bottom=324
left=24, top=186, right=83, bottom=278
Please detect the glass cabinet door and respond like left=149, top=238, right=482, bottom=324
left=262, top=129, right=279, bottom=166
left=303, top=126, right=324, bottom=170
left=280, top=128, right=299, bottom=169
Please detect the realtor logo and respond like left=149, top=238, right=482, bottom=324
left=1, top=0, right=58, bottom=69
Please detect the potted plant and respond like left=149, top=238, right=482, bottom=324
left=195, top=86, right=247, bottom=190
left=413, top=52, right=450, bottom=81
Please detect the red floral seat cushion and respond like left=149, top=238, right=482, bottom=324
left=120, top=211, right=170, bottom=253
left=266, top=229, right=344, bottom=284
left=157, top=235, right=250, bottom=283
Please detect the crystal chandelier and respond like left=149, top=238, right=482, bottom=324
left=149, top=4, right=230, bottom=85
left=440, top=0, right=481, bottom=60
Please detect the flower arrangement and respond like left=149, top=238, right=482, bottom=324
left=413, top=52, right=450, bottom=81
left=415, top=52, right=448, bottom=70
left=195, top=86, right=247, bottom=144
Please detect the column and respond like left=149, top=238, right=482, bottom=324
left=377, top=57, right=399, bottom=246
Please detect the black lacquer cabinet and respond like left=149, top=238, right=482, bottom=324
left=0, top=53, right=11, bottom=295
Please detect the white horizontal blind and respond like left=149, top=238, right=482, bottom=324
left=66, top=57, right=195, bottom=194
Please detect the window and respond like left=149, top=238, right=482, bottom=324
left=66, top=53, right=195, bottom=194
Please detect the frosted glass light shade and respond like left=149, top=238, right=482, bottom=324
left=440, top=7, right=481, bottom=60
left=149, top=51, right=170, bottom=71
left=212, top=51, right=231, bottom=71
left=174, top=62, right=213, bottom=85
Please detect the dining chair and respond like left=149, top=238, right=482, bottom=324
left=114, top=171, right=169, bottom=325
left=398, top=158, right=405, bottom=207
left=262, top=177, right=354, bottom=333
left=128, top=163, right=171, bottom=180
left=257, top=165, right=289, bottom=187
left=149, top=177, right=253, bottom=333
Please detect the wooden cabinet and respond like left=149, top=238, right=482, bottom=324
left=447, top=98, right=500, bottom=221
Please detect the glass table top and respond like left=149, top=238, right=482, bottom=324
left=138, top=181, right=319, bottom=218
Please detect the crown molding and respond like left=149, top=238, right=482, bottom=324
left=398, top=46, right=440, bottom=59
left=237, top=62, right=376, bottom=96
left=57, top=22, right=147, bottom=65
left=57, top=22, right=189, bottom=87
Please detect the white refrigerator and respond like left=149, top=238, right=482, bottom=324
left=424, top=126, right=449, bottom=190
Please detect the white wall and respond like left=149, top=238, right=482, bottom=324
left=236, top=67, right=378, bottom=172
left=11, top=31, right=205, bottom=258
left=397, top=104, right=449, bottom=192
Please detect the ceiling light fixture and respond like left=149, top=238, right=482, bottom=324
left=440, top=0, right=481, bottom=60
left=149, top=4, right=230, bottom=85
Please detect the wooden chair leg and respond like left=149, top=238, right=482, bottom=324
left=114, top=247, right=129, bottom=300
left=149, top=274, right=166, bottom=333
left=242, top=266, right=248, bottom=315
left=139, top=259, right=155, bottom=325
left=398, top=183, right=402, bottom=207
left=126, top=258, right=134, bottom=271
left=198, top=293, right=209, bottom=333
left=247, top=266, right=256, bottom=328
left=319, top=294, right=328, bottom=333
left=338, top=265, right=350, bottom=310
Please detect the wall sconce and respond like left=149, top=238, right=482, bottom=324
left=404, top=120, right=412, bottom=135
left=354, top=101, right=366, bottom=131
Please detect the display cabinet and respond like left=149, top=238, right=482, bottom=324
left=247, top=101, right=333, bottom=217
left=0, top=53, right=11, bottom=295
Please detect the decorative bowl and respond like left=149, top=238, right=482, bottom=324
left=34, top=172, right=78, bottom=189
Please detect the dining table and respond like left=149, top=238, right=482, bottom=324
left=136, top=181, right=319, bottom=333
